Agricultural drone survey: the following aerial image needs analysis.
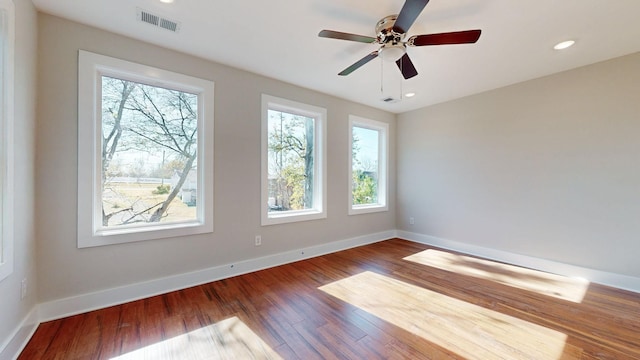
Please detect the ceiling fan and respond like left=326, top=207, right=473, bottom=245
left=318, top=0, right=481, bottom=80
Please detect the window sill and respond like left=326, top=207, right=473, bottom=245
left=262, top=209, right=326, bottom=226
left=349, top=204, right=388, bottom=216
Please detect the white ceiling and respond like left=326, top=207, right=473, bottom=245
left=32, top=0, right=640, bottom=114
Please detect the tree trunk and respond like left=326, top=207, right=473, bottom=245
left=149, top=154, right=196, bottom=222
left=304, top=118, right=314, bottom=208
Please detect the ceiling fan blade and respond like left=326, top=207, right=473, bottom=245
left=395, top=53, right=418, bottom=79
left=318, top=30, right=377, bottom=43
left=408, top=29, right=482, bottom=46
left=338, top=51, right=379, bottom=76
left=393, top=0, right=430, bottom=34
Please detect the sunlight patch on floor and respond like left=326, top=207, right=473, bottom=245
left=110, top=316, right=282, bottom=360
left=404, top=249, right=589, bottom=303
left=320, top=271, right=578, bottom=360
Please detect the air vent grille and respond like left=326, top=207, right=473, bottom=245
left=382, top=97, right=399, bottom=103
left=140, top=10, right=159, bottom=26
left=136, top=8, right=181, bottom=33
left=159, top=18, right=179, bottom=32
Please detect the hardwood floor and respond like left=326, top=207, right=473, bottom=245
left=20, top=239, right=640, bottom=359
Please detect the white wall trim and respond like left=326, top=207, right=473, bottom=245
left=38, top=230, right=395, bottom=322
left=0, top=0, right=16, bottom=284
left=77, top=50, right=215, bottom=248
left=398, top=230, right=640, bottom=294
left=260, top=94, right=328, bottom=226
left=0, top=307, right=38, bottom=360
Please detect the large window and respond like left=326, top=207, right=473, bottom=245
left=0, top=0, right=14, bottom=281
left=349, top=115, right=388, bottom=215
left=78, top=51, right=214, bottom=248
left=261, top=95, right=326, bottom=225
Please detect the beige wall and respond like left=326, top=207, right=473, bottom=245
left=35, top=14, right=396, bottom=303
left=397, top=52, right=640, bottom=277
left=0, top=0, right=38, bottom=352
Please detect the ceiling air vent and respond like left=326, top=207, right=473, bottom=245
left=382, top=97, right=400, bottom=103
left=136, top=8, right=181, bottom=33
left=159, top=18, right=179, bottom=32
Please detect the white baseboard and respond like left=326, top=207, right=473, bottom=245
left=0, top=308, right=38, bottom=360
left=398, top=230, right=640, bottom=294
left=38, top=230, right=396, bottom=322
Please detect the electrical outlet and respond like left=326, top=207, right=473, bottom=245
left=255, top=235, right=262, bottom=246
left=21, top=278, right=27, bottom=300
left=409, top=217, right=415, bottom=225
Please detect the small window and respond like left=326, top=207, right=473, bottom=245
left=0, top=0, right=14, bottom=281
left=261, top=95, right=326, bottom=225
left=78, top=51, right=214, bottom=248
left=349, top=115, right=388, bottom=215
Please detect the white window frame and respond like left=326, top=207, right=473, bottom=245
left=77, top=50, right=214, bottom=248
left=261, top=94, right=327, bottom=226
left=348, top=115, right=388, bottom=215
left=0, top=0, right=14, bottom=281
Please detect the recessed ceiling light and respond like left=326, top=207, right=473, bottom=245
left=160, top=0, right=174, bottom=3
left=405, top=92, right=416, bottom=98
left=554, top=40, right=575, bottom=50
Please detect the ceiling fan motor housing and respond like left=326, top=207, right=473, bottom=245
left=376, top=15, right=405, bottom=45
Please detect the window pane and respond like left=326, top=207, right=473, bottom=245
left=267, top=109, right=315, bottom=213
left=352, top=126, right=379, bottom=205
left=101, top=76, right=198, bottom=228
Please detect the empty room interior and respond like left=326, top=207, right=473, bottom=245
left=1, top=0, right=640, bottom=359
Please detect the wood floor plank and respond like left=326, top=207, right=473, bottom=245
left=19, top=239, right=640, bottom=359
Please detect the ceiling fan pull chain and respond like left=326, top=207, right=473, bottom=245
left=380, top=57, right=384, bottom=94
left=400, top=60, right=403, bottom=99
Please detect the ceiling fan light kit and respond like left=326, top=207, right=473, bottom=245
left=319, top=0, right=482, bottom=88
left=380, top=45, right=406, bottom=63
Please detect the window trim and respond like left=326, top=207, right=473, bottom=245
left=348, top=115, right=389, bottom=215
left=261, top=94, right=327, bottom=226
left=77, top=50, right=214, bottom=248
left=0, top=0, right=14, bottom=282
